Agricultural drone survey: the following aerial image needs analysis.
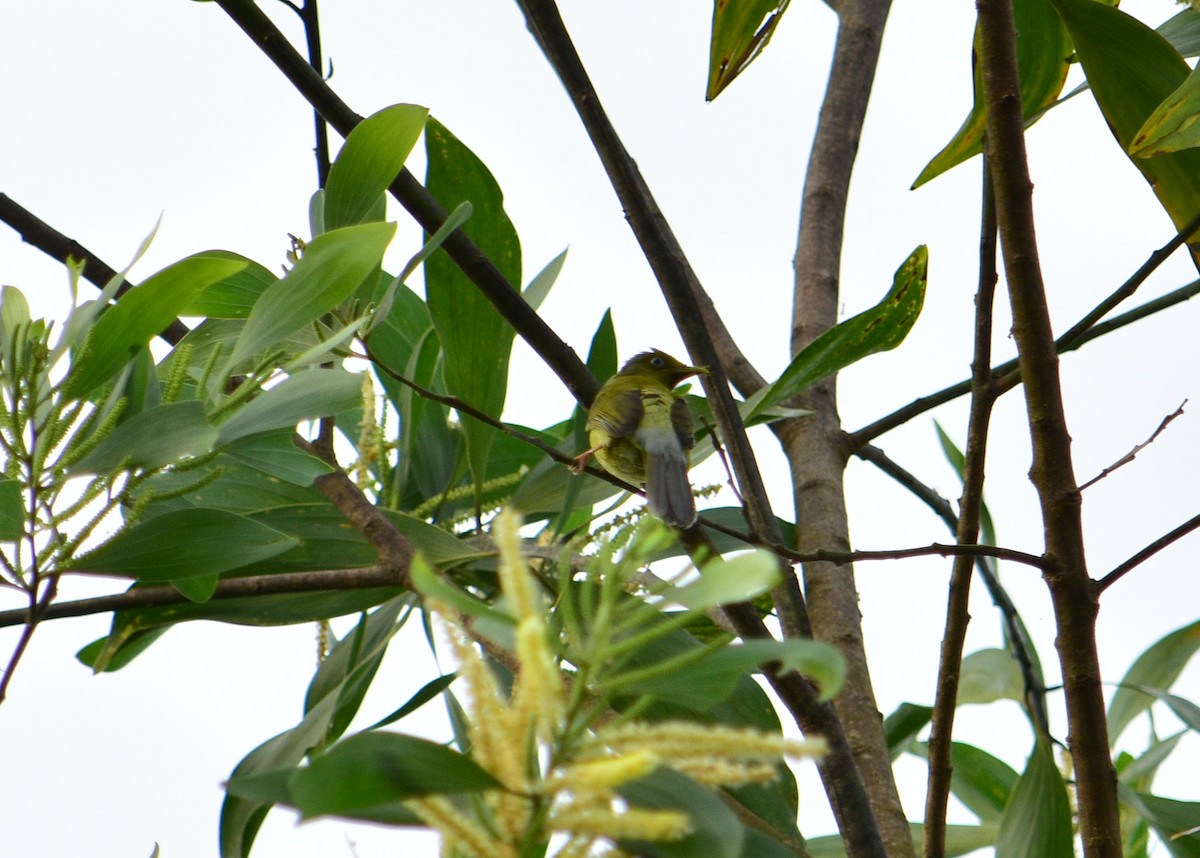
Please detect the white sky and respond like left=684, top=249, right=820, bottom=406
left=2, top=1, right=1198, bottom=856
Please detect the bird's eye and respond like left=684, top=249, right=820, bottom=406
left=651, top=356, right=665, bottom=367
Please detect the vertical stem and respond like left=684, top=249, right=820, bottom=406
left=785, top=0, right=912, bottom=854
left=299, top=0, right=331, bottom=188
left=975, top=1, right=1121, bottom=855
left=922, top=159, right=998, bottom=858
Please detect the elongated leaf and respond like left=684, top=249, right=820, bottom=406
left=884, top=702, right=933, bottom=760
left=668, top=549, right=782, bottom=610
left=1130, top=65, right=1200, bottom=157
left=1051, top=0, right=1200, bottom=269
left=1119, top=730, right=1187, bottom=787
left=0, top=479, right=23, bottom=540
left=1158, top=8, right=1200, bottom=59
left=183, top=253, right=276, bottom=319
left=1108, top=619, right=1200, bottom=745
left=324, top=104, right=429, bottom=231
left=70, top=508, right=297, bottom=581
left=809, top=824, right=998, bottom=857
left=523, top=248, right=568, bottom=312
left=618, top=767, right=743, bottom=858
left=958, top=648, right=1025, bottom=705
left=745, top=245, right=927, bottom=423
left=70, top=400, right=217, bottom=474
left=224, top=221, right=396, bottom=375
left=290, top=731, right=499, bottom=820
left=220, top=429, right=332, bottom=486
left=221, top=598, right=411, bottom=858
left=995, top=734, right=1073, bottom=858
left=215, top=369, right=364, bottom=446
left=364, top=673, right=457, bottom=731
left=64, top=254, right=247, bottom=398
left=616, top=638, right=845, bottom=708
left=424, top=117, right=521, bottom=489
left=707, top=0, right=790, bottom=101
left=914, top=0, right=1070, bottom=187
left=912, top=741, right=1018, bottom=823
left=1121, top=788, right=1200, bottom=857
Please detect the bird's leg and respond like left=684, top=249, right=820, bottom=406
left=570, top=445, right=602, bottom=474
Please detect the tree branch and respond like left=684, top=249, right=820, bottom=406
left=1079, top=400, right=1186, bottom=491
left=0, top=194, right=190, bottom=346
left=977, top=0, right=1121, bottom=852
left=212, top=0, right=598, bottom=407
left=923, top=157, right=999, bottom=858
left=0, top=565, right=404, bottom=629
left=1096, top=511, right=1200, bottom=593
left=781, top=0, right=907, bottom=852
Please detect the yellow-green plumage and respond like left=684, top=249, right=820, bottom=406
left=582, top=349, right=706, bottom=528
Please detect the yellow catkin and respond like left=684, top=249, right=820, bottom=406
left=553, top=806, right=692, bottom=841
left=591, top=722, right=827, bottom=763
left=545, top=749, right=661, bottom=792
left=406, top=796, right=510, bottom=858
left=512, top=616, right=565, bottom=738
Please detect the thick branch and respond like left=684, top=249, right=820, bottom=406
left=784, top=0, right=907, bottom=853
left=976, top=0, right=1120, bottom=853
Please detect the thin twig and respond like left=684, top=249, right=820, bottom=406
left=1079, top=400, right=1186, bottom=491
left=1096, top=511, right=1200, bottom=593
left=924, top=155, right=999, bottom=858
left=0, top=564, right=404, bottom=629
left=851, top=209, right=1200, bottom=449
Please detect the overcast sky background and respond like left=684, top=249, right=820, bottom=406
left=2, top=1, right=1199, bottom=856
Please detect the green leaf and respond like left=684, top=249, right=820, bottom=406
left=70, top=508, right=297, bottom=581
left=884, top=702, right=933, bottom=760
left=995, top=734, right=1073, bottom=858
left=364, top=673, right=457, bottom=731
left=668, top=550, right=782, bottom=611
left=63, top=253, right=247, bottom=399
left=69, top=400, right=217, bottom=474
left=1119, top=730, right=1187, bottom=788
left=1050, top=0, right=1200, bottom=270
left=809, top=824, right=997, bottom=857
left=523, top=248, right=568, bottom=312
left=324, top=104, right=429, bottom=231
left=958, top=648, right=1025, bottom=706
left=1130, top=65, right=1200, bottom=157
left=221, top=598, right=412, bottom=858
left=173, top=572, right=219, bottom=602
left=289, top=731, right=499, bottom=820
left=618, top=767, right=743, bottom=858
left=706, top=0, right=790, bottom=101
left=215, top=369, right=364, bottom=446
left=183, top=253, right=277, bottom=319
left=224, top=221, right=396, bottom=375
left=0, top=479, right=24, bottom=540
left=744, top=246, right=927, bottom=424
left=914, top=0, right=1070, bottom=187
left=424, top=117, right=521, bottom=490
left=1158, top=8, right=1200, bottom=59
left=912, top=741, right=1018, bottom=823
left=617, top=638, right=845, bottom=709
left=1120, top=788, right=1200, bottom=857
left=1108, top=620, right=1200, bottom=745
left=219, top=429, right=333, bottom=486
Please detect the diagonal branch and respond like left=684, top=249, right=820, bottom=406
left=213, top=0, right=598, bottom=407
left=0, top=194, right=191, bottom=346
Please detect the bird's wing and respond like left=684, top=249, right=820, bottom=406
left=587, top=387, right=643, bottom=438
left=670, top=395, right=696, bottom=450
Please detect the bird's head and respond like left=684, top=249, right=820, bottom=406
left=618, top=349, right=709, bottom=388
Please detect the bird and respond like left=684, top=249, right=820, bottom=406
left=572, top=349, right=708, bottom=528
